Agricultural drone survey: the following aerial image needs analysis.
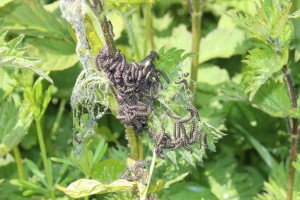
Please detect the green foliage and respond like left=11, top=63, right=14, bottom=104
left=1, top=0, right=300, bottom=199
left=242, top=47, right=288, bottom=100
left=234, top=0, right=293, bottom=100
left=0, top=0, right=77, bottom=71
left=254, top=162, right=300, bottom=200
left=57, top=178, right=136, bottom=198
left=0, top=29, right=53, bottom=83
left=0, top=102, right=32, bottom=157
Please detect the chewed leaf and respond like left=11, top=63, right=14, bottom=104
left=56, top=179, right=136, bottom=198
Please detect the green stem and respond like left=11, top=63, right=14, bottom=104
left=13, top=146, right=24, bottom=180
left=282, top=66, right=298, bottom=200
left=50, top=99, right=67, bottom=138
left=137, top=135, right=144, bottom=161
left=141, top=149, right=156, bottom=200
left=143, top=5, right=154, bottom=57
left=88, top=0, right=116, bottom=55
left=35, top=119, right=55, bottom=200
left=93, top=0, right=144, bottom=161
left=126, top=127, right=139, bottom=160
left=189, top=0, right=202, bottom=95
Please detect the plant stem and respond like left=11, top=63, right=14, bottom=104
left=137, top=135, right=144, bottom=160
left=50, top=99, right=67, bottom=138
left=36, top=119, right=55, bottom=200
left=189, top=0, right=202, bottom=95
left=282, top=66, right=298, bottom=200
left=141, top=149, right=156, bottom=200
left=143, top=5, right=154, bottom=57
left=88, top=0, right=116, bottom=55
left=13, top=146, right=24, bottom=180
left=126, top=127, right=139, bottom=160
left=94, top=0, right=144, bottom=161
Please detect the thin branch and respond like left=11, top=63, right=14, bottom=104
left=282, top=66, right=299, bottom=200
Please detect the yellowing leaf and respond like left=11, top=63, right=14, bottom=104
left=57, top=179, right=136, bottom=198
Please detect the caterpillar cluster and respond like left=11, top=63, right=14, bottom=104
left=150, top=108, right=207, bottom=159
left=96, top=46, right=206, bottom=158
left=96, top=46, right=169, bottom=134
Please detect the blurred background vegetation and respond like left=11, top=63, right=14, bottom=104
left=0, top=0, right=300, bottom=199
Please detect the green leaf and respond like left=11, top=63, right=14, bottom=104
left=199, top=28, right=250, bottom=63
left=50, top=157, right=73, bottom=166
left=254, top=162, right=300, bottom=200
left=91, top=159, right=126, bottom=184
left=252, top=80, right=291, bottom=118
left=0, top=0, right=77, bottom=71
left=56, top=179, right=136, bottom=198
left=289, top=9, right=300, bottom=18
left=234, top=1, right=294, bottom=48
left=2, top=0, right=68, bottom=38
left=243, top=47, right=287, bottom=101
left=24, top=159, right=47, bottom=187
left=25, top=38, right=77, bottom=71
left=0, top=102, right=33, bottom=157
left=219, top=80, right=297, bottom=119
left=233, top=123, right=276, bottom=169
left=169, top=182, right=219, bottom=200
left=0, top=30, right=53, bottom=83
left=107, top=0, right=154, bottom=3
left=92, top=139, right=107, bottom=164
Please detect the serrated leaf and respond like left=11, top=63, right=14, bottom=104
left=252, top=80, right=291, bottom=118
left=233, top=1, right=293, bottom=48
left=0, top=30, right=53, bottom=83
left=56, top=179, right=136, bottom=198
left=199, top=28, right=250, bottom=63
left=243, top=47, right=287, bottom=100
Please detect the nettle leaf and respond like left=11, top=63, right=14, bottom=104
left=234, top=0, right=293, bottom=48
left=252, top=80, right=291, bottom=118
left=242, top=47, right=287, bottom=101
left=91, top=159, right=126, bottom=184
left=0, top=30, right=53, bottom=83
left=0, top=102, right=33, bottom=157
left=254, top=162, right=300, bottom=200
left=150, top=47, right=223, bottom=166
left=199, top=28, right=250, bottom=64
left=56, top=179, right=136, bottom=198
left=1, top=0, right=77, bottom=71
left=219, top=80, right=300, bottom=119
left=25, top=38, right=77, bottom=71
